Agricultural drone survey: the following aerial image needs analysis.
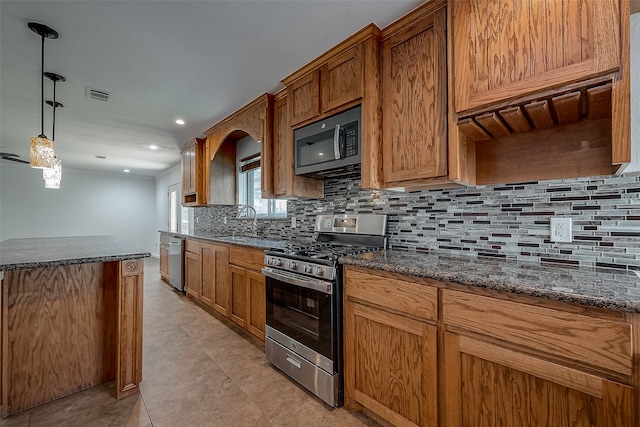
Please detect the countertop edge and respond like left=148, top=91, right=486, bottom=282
left=159, top=230, right=296, bottom=250
left=1, top=253, right=151, bottom=272
left=340, top=254, right=640, bottom=314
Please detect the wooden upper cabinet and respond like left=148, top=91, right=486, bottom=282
left=447, top=0, right=630, bottom=186
left=273, top=92, right=289, bottom=197
left=320, top=45, right=363, bottom=113
left=181, top=137, right=207, bottom=206
left=181, top=140, right=194, bottom=194
left=288, top=70, right=321, bottom=126
left=287, top=46, right=363, bottom=127
left=282, top=24, right=382, bottom=189
left=452, top=0, right=621, bottom=114
left=381, top=2, right=449, bottom=186
left=272, top=90, right=323, bottom=199
left=283, top=25, right=378, bottom=129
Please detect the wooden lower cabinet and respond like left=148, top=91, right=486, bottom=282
left=344, top=267, right=439, bottom=427
left=159, top=233, right=169, bottom=282
left=229, top=246, right=267, bottom=341
left=444, top=332, right=634, bottom=427
left=200, top=243, right=229, bottom=311
left=183, top=239, right=266, bottom=342
left=159, top=243, right=169, bottom=282
left=211, top=247, right=230, bottom=316
left=247, top=270, right=266, bottom=341
left=184, top=249, right=201, bottom=298
left=229, top=265, right=266, bottom=341
left=230, top=265, right=248, bottom=328
left=345, top=301, right=437, bottom=427
left=344, top=266, right=639, bottom=427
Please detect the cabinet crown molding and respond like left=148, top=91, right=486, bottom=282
left=380, top=0, right=446, bottom=40
left=281, top=23, right=380, bottom=86
left=204, top=93, right=273, bottom=137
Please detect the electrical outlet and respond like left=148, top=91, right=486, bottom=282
left=291, top=217, right=296, bottom=228
left=223, top=216, right=227, bottom=225
left=550, top=217, right=572, bottom=243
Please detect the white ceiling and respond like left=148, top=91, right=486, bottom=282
left=0, top=0, right=423, bottom=177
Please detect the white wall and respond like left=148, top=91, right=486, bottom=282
left=236, top=135, right=260, bottom=160
left=0, top=161, right=157, bottom=254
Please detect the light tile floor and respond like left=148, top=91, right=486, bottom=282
left=0, top=257, right=380, bottom=427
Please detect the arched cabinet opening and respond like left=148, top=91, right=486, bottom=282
left=204, top=93, right=274, bottom=208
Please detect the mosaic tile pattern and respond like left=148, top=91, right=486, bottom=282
left=195, top=167, right=640, bottom=269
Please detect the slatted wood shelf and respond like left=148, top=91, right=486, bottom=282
left=458, top=82, right=613, bottom=142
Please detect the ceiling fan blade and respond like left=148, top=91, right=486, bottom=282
left=0, top=152, right=31, bottom=164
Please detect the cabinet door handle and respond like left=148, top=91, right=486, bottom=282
left=286, top=355, right=302, bottom=369
left=333, top=124, right=341, bottom=159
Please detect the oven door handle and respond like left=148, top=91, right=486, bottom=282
left=261, top=267, right=333, bottom=295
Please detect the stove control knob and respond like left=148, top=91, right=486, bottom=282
left=267, top=258, right=272, bottom=266
left=314, top=267, right=323, bottom=276
left=288, top=261, right=297, bottom=270
left=275, top=259, right=283, bottom=267
left=304, top=265, right=311, bottom=274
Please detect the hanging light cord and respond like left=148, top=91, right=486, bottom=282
left=40, top=33, right=45, bottom=137
left=52, top=80, right=56, bottom=140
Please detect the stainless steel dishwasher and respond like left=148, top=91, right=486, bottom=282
left=168, top=236, right=184, bottom=292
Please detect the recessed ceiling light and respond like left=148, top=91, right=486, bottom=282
left=123, top=169, right=130, bottom=173
left=175, top=119, right=185, bottom=125
left=149, top=145, right=158, bottom=150
left=93, top=155, right=107, bottom=160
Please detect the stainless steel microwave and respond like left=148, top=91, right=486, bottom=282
left=294, top=105, right=361, bottom=176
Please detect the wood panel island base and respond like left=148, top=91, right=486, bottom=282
left=0, top=236, right=149, bottom=417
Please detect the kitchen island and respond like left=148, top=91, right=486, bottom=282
left=0, top=236, right=150, bottom=417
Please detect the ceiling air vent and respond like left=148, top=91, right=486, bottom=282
left=86, top=87, right=110, bottom=102
left=93, top=155, right=107, bottom=160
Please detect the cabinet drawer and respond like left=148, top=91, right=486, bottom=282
left=442, top=289, right=632, bottom=375
left=184, top=239, right=201, bottom=254
left=345, top=268, right=438, bottom=322
left=229, top=246, right=264, bottom=271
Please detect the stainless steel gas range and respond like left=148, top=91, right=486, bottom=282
left=262, top=214, right=387, bottom=407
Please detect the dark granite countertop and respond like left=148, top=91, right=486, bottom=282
left=0, top=236, right=151, bottom=271
left=340, top=249, right=640, bottom=314
left=159, top=230, right=302, bottom=250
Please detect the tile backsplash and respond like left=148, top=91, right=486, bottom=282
left=195, top=167, right=640, bottom=270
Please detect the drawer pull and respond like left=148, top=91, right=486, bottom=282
left=286, top=355, right=302, bottom=369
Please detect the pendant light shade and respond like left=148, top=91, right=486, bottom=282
left=42, top=73, right=65, bottom=189
left=43, top=157, right=62, bottom=189
left=28, top=22, right=58, bottom=169
left=30, top=136, right=55, bottom=168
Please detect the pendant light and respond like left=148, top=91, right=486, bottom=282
left=43, top=73, right=65, bottom=189
left=28, top=22, right=58, bottom=169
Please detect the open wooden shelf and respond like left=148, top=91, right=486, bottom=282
left=457, top=81, right=613, bottom=142
left=450, top=79, right=625, bottom=186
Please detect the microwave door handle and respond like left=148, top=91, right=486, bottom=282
left=333, top=124, right=341, bottom=159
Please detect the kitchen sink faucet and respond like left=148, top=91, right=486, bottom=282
left=236, top=204, right=258, bottom=236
